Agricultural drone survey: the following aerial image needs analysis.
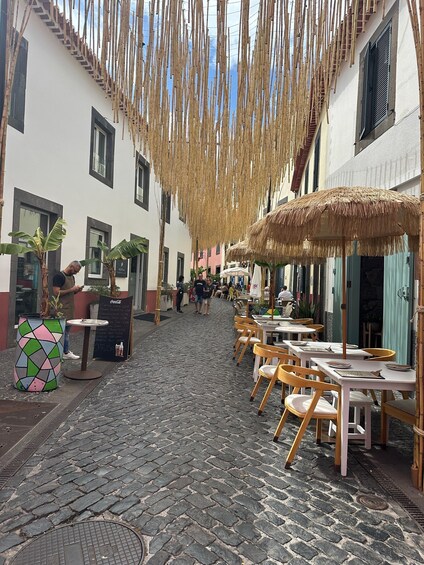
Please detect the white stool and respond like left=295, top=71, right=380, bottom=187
left=328, top=390, right=373, bottom=449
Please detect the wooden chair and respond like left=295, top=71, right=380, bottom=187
left=305, top=324, right=324, bottom=341
left=233, top=322, right=262, bottom=366
left=233, top=316, right=256, bottom=349
left=380, top=392, right=415, bottom=446
left=273, top=365, right=341, bottom=469
left=250, top=344, right=299, bottom=415
left=362, top=348, right=397, bottom=405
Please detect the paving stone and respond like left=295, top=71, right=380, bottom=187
left=257, top=536, right=293, bottom=563
left=212, top=525, right=244, bottom=547
left=238, top=541, right=268, bottom=563
left=210, top=542, right=243, bottom=565
left=89, top=495, right=120, bottom=513
left=145, top=550, right=170, bottom=565
left=206, top=506, right=238, bottom=527
left=186, top=524, right=216, bottom=546
left=185, top=542, right=218, bottom=564
left=20, top=517, right=52, bottom=537
left=69, top=491, right=102, bottom=512
left=50, top=507, right=74, bottom=526
left=32, top=502, right=60, bottom=517
left=0, top=533, right=25, bottom=552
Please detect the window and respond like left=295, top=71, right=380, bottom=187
left=135, top=153, right=150, bottom=210
left=162, top=192, right=171, bottom=224
left=9, top=34, right=28, bottom=133
left=163, top=247, right=169, bottom=284
left=89, top=108, right=115, bottom=187
left=216, top=244, right=220, bottom=254
left=312, top=128, right=320, bottom=192
left=216, top=266, right=221, bottom=275
left=199, top=250, right=204, bottom=259
left=207, top=248, right=211, bottom=258
left=177, top=252, right=184, bottom=280
left=85, top=217, right=111, bottom=284
left=356, top=5, right=397, bottom=152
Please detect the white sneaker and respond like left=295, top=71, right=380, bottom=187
left=63, top=351, right=80, bottom=360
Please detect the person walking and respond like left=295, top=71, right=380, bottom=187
left=194, top=273, right=206, bottom=314
left=176, top=275, right=184, bottom=313
left=202, top=277, right=213, bottom=315
left=52, top=260, right=84, bottom=359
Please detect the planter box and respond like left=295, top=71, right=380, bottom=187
left=14, top=316, right=65, bottom=392
left=160, top=295, right=173, bottom=311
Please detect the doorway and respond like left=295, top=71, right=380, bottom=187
left=128, top=236, right=148, bottom=311
left=15, top=207, right=50, bottom=322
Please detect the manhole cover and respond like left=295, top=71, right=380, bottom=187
left=10, top=520, right=144, bottom=564
left=357, top=493, right=389, bottom=511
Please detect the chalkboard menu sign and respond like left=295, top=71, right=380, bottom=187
left=93, top=296, right=133, bottom=361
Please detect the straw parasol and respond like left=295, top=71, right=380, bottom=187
left=249, top=187, right=420, bottom=357
left=227, top=238, right=325, bottom=317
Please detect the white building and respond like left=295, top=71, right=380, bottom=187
left=291, top=0, right=419, bottom=364
left=0, top=1, right=192, bottom=350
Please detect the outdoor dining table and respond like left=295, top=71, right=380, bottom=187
left=63, top=319, right=109, bottom=380
left=274, top=324, right=313, bottom=341
left=312, top=357, right=416, bottom=477
left=283, top=340, right=372, bottom=367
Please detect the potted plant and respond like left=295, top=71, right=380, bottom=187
left=86, top=284, right=120, bottom=320
left=0, top=218, right=67, bottom=391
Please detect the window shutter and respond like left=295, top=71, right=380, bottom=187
left=9, top=36, right=28, bottom=133
left=372, top=24, right=391, bottom=127
left=359, top=43, right=371, bottom=140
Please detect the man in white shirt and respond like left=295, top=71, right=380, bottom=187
left=278, top=286, right=293, bottom=301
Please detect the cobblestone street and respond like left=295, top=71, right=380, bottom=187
left=1, top=298, right=424, bottom=564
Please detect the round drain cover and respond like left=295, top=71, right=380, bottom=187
left=10, top=520, right=144, bottom=565
left=357, top=493, right=389, bottom=511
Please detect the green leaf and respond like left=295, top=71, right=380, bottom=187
left=107, top=238, right=148, bottom=261
left=0, top=243, right=30, bottom=255
left=43, top=219, right=67, bottom=252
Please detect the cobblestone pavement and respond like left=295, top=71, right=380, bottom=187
left=1, top=299, right=424, bottom=564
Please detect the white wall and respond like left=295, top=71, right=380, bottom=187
left=325, top=0, right=420, bottom=192
left=0, top=5, right=192, bottom=293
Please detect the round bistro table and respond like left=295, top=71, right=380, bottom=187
left=63, top=319, right=109, bottom=380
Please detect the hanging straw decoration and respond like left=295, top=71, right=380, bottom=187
left=24, top=0, right=386, bottom=249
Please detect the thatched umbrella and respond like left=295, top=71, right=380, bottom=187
left=249, top=187, right=420, bottom=357
left=227, top=238, right=325, bottom=318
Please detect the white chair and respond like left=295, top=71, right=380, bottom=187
left=328, top=390, right=373, bottom=449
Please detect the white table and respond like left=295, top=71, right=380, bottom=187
left=313, top=358, right=416, bottom=477
left=284, top=340, right=371, bottom=367
left=275, top=324, right=313, bottom=341
left=64, top=319, right=109, bottom=380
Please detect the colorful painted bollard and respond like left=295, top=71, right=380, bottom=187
left=14, top=316, right=65, bottom=392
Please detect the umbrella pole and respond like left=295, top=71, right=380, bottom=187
left=270, top=267, right=275, bottom=320
left=341, top=241, right=347, bottom=360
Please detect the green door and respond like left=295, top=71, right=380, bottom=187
left=383, top=251, right=413, bottom=364
left=333, top=255, right=360, bottom=344
left=333, top=258, right=342, bottom=342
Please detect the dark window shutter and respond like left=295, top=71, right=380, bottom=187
left=9, top=36, right=28, bottom=133
left=360, top=43, right=371, bottom=139
left=372, top=24, right=391, bottom=127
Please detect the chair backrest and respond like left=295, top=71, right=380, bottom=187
left=234, top=315, right=254, bottom=325
left=276, top=364, right=340, bottom=394
left=363, top=348, right=396, bottom=361
left=253, top=343, right=294, bottom=365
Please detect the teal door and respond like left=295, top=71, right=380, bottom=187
left=383, top=251, right=413, bottom=364
left=333, top=258, right=342, bottom=342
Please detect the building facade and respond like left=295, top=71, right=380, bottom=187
left=291, top=0, right=419, bottom=363
left=0, top=1, right=192, bottom=350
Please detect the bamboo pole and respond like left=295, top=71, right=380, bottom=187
left=154, top=192, right=167, bottom=326
left=407, top=0, right=424, bottom=491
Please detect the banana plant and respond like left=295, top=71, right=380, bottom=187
left=81, top=237, right=148, bottom=297
left=0, top=218, right=67, bottom=318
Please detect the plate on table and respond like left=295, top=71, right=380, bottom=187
left=290, top=341, right=308, bottom=346
left=385, top=363, right=412, bottom=372
left=328, top=361, right=352, bottom=369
